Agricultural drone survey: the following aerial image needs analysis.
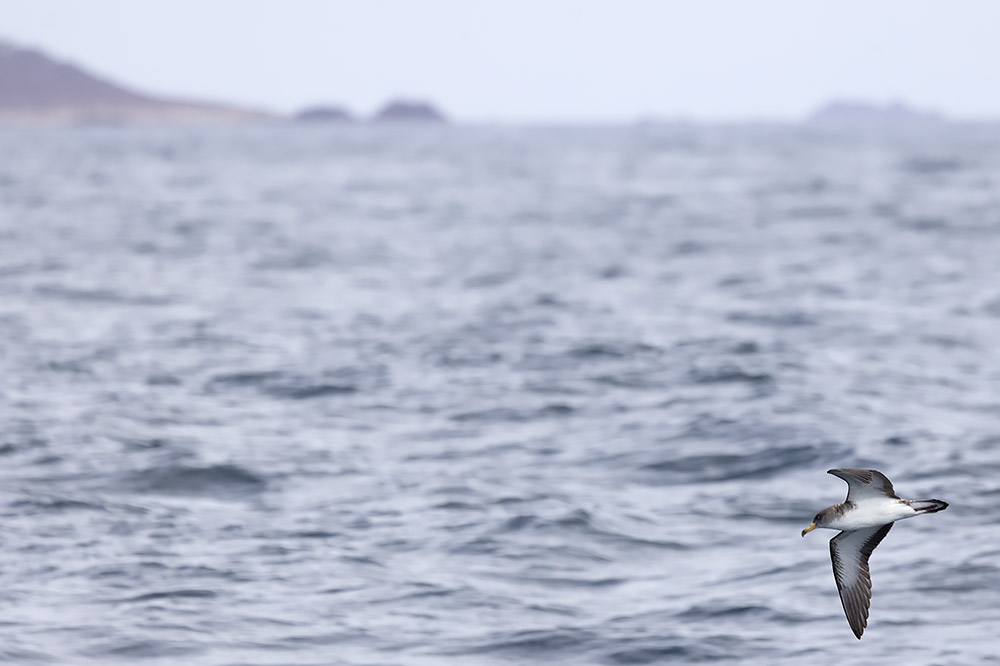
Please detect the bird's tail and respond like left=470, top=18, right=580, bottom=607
left=908, top=499, right=949, bottom=514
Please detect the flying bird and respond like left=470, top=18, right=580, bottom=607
left=801, top=468, right=948, bottom=639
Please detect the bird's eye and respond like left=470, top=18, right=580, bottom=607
left=814, top=515, right=821, bottom=522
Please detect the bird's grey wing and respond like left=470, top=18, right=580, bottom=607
left=828, top=468, right=899, bottom=501
left=829, top=523, right=893, bottom=639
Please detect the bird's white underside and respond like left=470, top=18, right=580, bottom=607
left=822, top=497, right=916, bottom=531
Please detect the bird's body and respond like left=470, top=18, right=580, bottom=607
left=801, top=468, right=948, bottom=639
left=819, top=497, right=920, bottom=531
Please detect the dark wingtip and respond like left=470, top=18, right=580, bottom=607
left=852, top=623, right=864, bottom=639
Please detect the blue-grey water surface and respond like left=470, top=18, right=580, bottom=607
left=1, top=124, right=1000, bottom=664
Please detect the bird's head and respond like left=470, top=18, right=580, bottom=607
left=801, top=507, right=834, bottom=537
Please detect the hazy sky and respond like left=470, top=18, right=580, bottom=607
left=3, top=0, right=999, bottom=121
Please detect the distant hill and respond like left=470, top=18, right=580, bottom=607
left=372, top=99, right=447, bottom=123
left=0, top=40, right=272, bottom=125
left=808, top=100, right=945, bottom=126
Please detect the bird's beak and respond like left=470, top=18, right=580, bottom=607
left=801, top=522, right=817, bottom=537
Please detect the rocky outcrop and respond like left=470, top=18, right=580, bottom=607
left=294, top=105, right=354, bottom=122
left=808, top=100, right=944, bottom=126
left=372, top=99, right=447, bottom=123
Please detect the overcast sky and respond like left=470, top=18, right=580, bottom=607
left=3, top=0, right=999, bottom=122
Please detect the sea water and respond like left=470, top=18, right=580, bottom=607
left=0, top=123, right=998, bottom=664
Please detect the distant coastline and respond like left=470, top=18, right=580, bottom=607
left=0, top=39, right=449, bottom=127
left=0, top=39, right=963, bottom=128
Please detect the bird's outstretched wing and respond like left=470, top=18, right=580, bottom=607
left=828, top=468, right=899, bottom=501
left=829, top=523, right=893, bottom=639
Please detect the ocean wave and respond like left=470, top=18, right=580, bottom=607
left=34, top=284, right=175, bottom=306
left=641, top=445, right=824, bottom=482
left=203, top=367, right=383, bottom=400
left=122, top=589, right=218, bottom=603
left=124, top=463, right=266, bottom=497
left=451, top=403, right=575, bottom=423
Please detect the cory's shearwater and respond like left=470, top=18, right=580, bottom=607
left=801, top=468, right=948, bottom=639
